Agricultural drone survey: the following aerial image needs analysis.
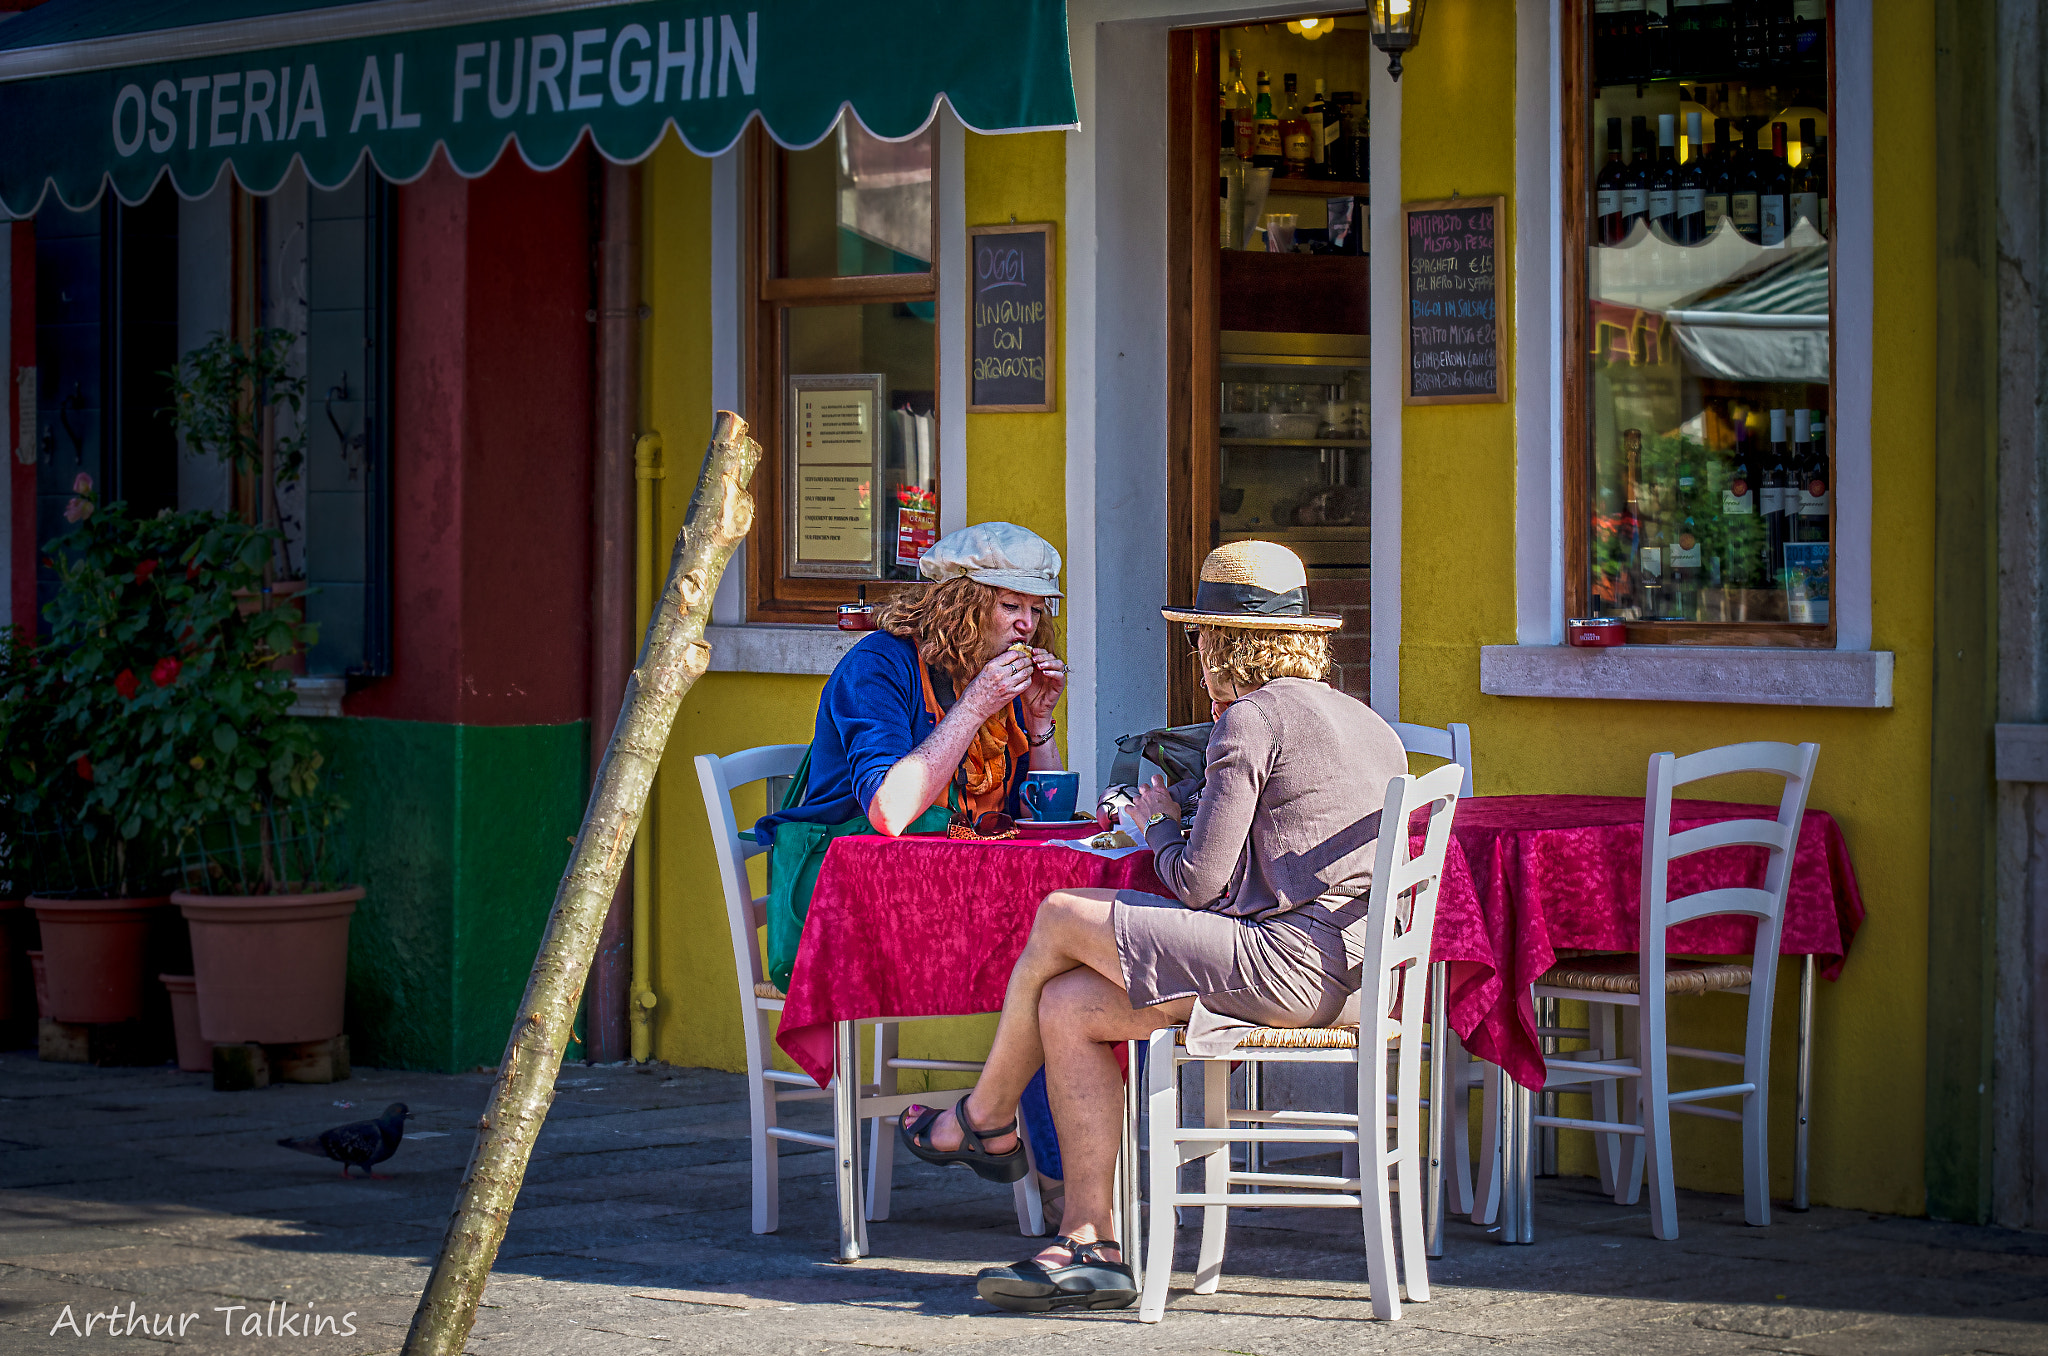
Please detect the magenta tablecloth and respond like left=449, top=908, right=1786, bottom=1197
left=775, top=821, right=1483, bottom=1086
left=1438, top=796, right=1864, bottom=1090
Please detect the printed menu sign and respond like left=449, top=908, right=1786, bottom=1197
left=968, top=222, right=1056, bottom=412
left=786, top=375, right=884, bottom=577
left=1401, top=196, right=1507, bottom=405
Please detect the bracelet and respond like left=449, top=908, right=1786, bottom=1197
left=1027, top=720, right=1057, bottom=748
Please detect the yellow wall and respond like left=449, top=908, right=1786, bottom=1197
left=1401, top=5, right=1935, bottom=1214
left=643, top=129, right=1069, bottom=1085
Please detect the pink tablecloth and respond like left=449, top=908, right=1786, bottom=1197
left=1437, top=796, right=1864, bottom=1090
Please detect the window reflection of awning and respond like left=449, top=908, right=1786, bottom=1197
left=1666, top=245, right=1830, bottom=383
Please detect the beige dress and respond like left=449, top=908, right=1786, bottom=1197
left=1112, top=677, right=1410, bottom=1051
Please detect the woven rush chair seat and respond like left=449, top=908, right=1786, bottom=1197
left=1539, top=953, right=1752, bottom=996
left=1235, top=1024, right=1361, bottom=1049
left=754, top=981, right=788, bottom=1001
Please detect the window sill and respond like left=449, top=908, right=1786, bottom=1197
left=705, top=624, right=861, bottom=676
left=286, top=676, right=347, bottom=718
left=1478, top=645, right=1895, bottom=709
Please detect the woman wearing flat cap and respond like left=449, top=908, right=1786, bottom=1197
left=897, top=540, right=1410, bottom=1313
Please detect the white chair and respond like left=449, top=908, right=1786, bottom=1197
left=694, top=745, right=1044, bottom=1239
left=1477, top=740, right=1818, bottom=1240
left=1139, top=762, right=1464, bottom=1323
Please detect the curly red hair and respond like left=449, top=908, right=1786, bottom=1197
left=877, top=578, right=1060, bottom=686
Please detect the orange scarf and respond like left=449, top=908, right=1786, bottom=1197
left=919, top=660, right=1029, bottom=817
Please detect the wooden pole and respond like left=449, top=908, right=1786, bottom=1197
left=402, top=413, right=762, bottom=1356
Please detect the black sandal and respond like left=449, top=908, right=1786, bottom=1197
left=976, top=1235, right=1137, bottom=1313
left=898, top=1102, right=1029, bottom=1184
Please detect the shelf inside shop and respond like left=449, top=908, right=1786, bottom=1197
left=1262, top=176, right=1371, bottom=199
left=1593, top=66, right=1825, bottom=93
left=1219, top=251, right=1369, bottom=336
left=1219, top=437, right=1370, bottom=449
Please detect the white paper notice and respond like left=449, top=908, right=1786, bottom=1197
left=794, top=386, right=876, bottom=566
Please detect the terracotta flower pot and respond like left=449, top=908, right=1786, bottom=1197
left=174, top=887, right=361, bottom=1044
left=28, top=949, right=48, bottom=1018
left=158, top=974, right=212, bottom=1072
left=27, top=897, right=171, bottom=1024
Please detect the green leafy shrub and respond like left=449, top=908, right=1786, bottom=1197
left=28, top=493, right=343, bottom=897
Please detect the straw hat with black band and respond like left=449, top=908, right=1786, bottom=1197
left=1161, top=540, right=1342, bottom=631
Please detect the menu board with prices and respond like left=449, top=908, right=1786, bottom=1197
left=1401, top=196, right=1507, bottom=405
left=786, top=375, right=886, bottom=578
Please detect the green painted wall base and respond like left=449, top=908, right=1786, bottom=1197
left=318, top=716, right=587, bottom=1072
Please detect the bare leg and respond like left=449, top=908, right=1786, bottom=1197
left=1034, top=967, right=1192, bottom=1266
left=909, top=889, right=1128, bottom=1157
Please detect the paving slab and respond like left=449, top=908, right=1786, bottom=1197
left=2, top=1048, right=2044, bottom=1355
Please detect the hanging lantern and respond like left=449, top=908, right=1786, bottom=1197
left=1368, top=0, right=1429, bottom=81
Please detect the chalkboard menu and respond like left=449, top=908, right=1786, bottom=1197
left=1401, top=196, right=1507, bottom=405
left=967, top=222, right=1056, bottom=412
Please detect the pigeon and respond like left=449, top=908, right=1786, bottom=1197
left=278, top=1102, right=410, bottom=1178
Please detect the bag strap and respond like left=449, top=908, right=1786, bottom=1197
left=1108, top=732, right=1145, bottom=788
left=778, top=746, right=813, bottom=813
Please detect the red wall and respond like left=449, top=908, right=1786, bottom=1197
left=347, top=150, right=593, bottom=728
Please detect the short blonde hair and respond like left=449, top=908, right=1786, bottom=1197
left=1198, top=625, right=1331, bottom=688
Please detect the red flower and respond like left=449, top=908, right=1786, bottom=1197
left=113, top=668, right=138, bottom=700
left=151, top=656, right=180, bottom=688
left=75, top=757, right=92, bottom=782
left=134, top=559, right=158, bottom=585
left=186, top=562, right=201, bottom=583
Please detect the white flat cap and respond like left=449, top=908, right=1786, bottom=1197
left=919, top=522, right=1063, bottom=598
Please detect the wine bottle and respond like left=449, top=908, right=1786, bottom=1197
left=1622, top=115, right=1652, bottom=238
left=1759, top=121, right=1790, bottom=245
left=1675, top=110, right=1708, bottom=243
left=1790, top=117, right=1820, bottom=234
left=1253, top=71, right=1281, bottom=169
left=1650, top=113, right=1679, bottom=239
left=1798, top=410, right=1830, bottom=540
left=1593, top=0, right=1620, bottom=84
left=1730, top=123, right=1762, bottom=243
left=1669, top=458, right=1704, bottom=618
left=1673, top=0, right=1708, bottom=68
left=1313, top=78, right=1340, bottom=180
left=1762, top=408, right=1790, bottom=586
left=1612, top=0, right=1648, bottom=84
left=1230, top=50, right=1254, bottom=163
left=1280, top=73, right=1313, bottom=178
left=1721, top=423, right=1759, bottom=588
left=1623, top=428, right=1649, bottom=616
left=1698, top=0, right=1737, bottom=72
left=1596, top=116, right=1629, bottom=246
left=1812, top=134, right=1829, bottom=235
left=1704, top=117, right=1734, bottom=236
left=1645, top=0, right=1673, bottom=80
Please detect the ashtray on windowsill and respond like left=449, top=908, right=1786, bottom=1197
left=1567, top=618, right=1626, bottom=648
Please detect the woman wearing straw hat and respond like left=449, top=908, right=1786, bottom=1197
left=897, top=540, right=1410, bottom=1313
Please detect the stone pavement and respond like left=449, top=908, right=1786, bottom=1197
left=1, top=1048, right=2045, bottom=1355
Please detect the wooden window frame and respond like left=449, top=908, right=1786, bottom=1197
left=1561, top=0, right=1838, bottom=649
left=743, top=124, right=941, bottom=624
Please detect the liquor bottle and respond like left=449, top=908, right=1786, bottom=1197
left=1650, top=113, right=1679, bottom=239
left=1608, top=1, right=1647, bottom=84
left=1593, top=0, right=1620, bottom=83
left=1331, top=93, right=1366, bottom=183
left=1230, top=50, right=1254, bottom=163
left=1759, top=121, right=1790, bottom=245
left=1730, top=123, right=1762, bottom=243
left=1669, top=455, right=1704, bottom=618
left=1791, top=0, right=1825, bottom=67
left=1797, top=409, right=1830, bottom=540
left=1312, top=78, right=1339, bottom=179
left=1675, top=110, right=1708, bottom=243
left=1219, top=103, right=1245, bottom=249
left=1253, top=71, right=1281, bottom=168
left=1596, top=116, right=1629, bottom=246
left=1622, top=115, right=1653, bottom=238
left=1790, top=117, right=1821, bottom=234
left=1280, top=74, right=1313, bottom=178
left=1762, top=408, right=1791, bottom=585
left=1622, top=428, right=1648, bottom=616
left=1704, top=118, right=1734, bottom=236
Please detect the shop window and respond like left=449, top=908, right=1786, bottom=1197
left=1569, top=4, right=1833, bottom=645
left=33, top=183, right=180, bottom=627
left=747, top=117, right=937, bottom=623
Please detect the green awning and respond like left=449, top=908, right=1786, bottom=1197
left=0, top=0, right=1077, bottom=215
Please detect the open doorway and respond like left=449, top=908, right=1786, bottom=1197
left=1166, top=20, right=1377, bottom=723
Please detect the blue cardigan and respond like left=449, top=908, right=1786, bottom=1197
left=755, top=630, right=1025, bottom=845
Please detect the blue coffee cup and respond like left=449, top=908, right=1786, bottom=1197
left=1021, top=770, right=1080, bottom=823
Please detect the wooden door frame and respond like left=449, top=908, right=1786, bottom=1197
left=1166, top=27, right=1221, bottom=727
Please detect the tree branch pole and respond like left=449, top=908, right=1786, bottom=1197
left=403, top=412, right=762, bottom=1356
